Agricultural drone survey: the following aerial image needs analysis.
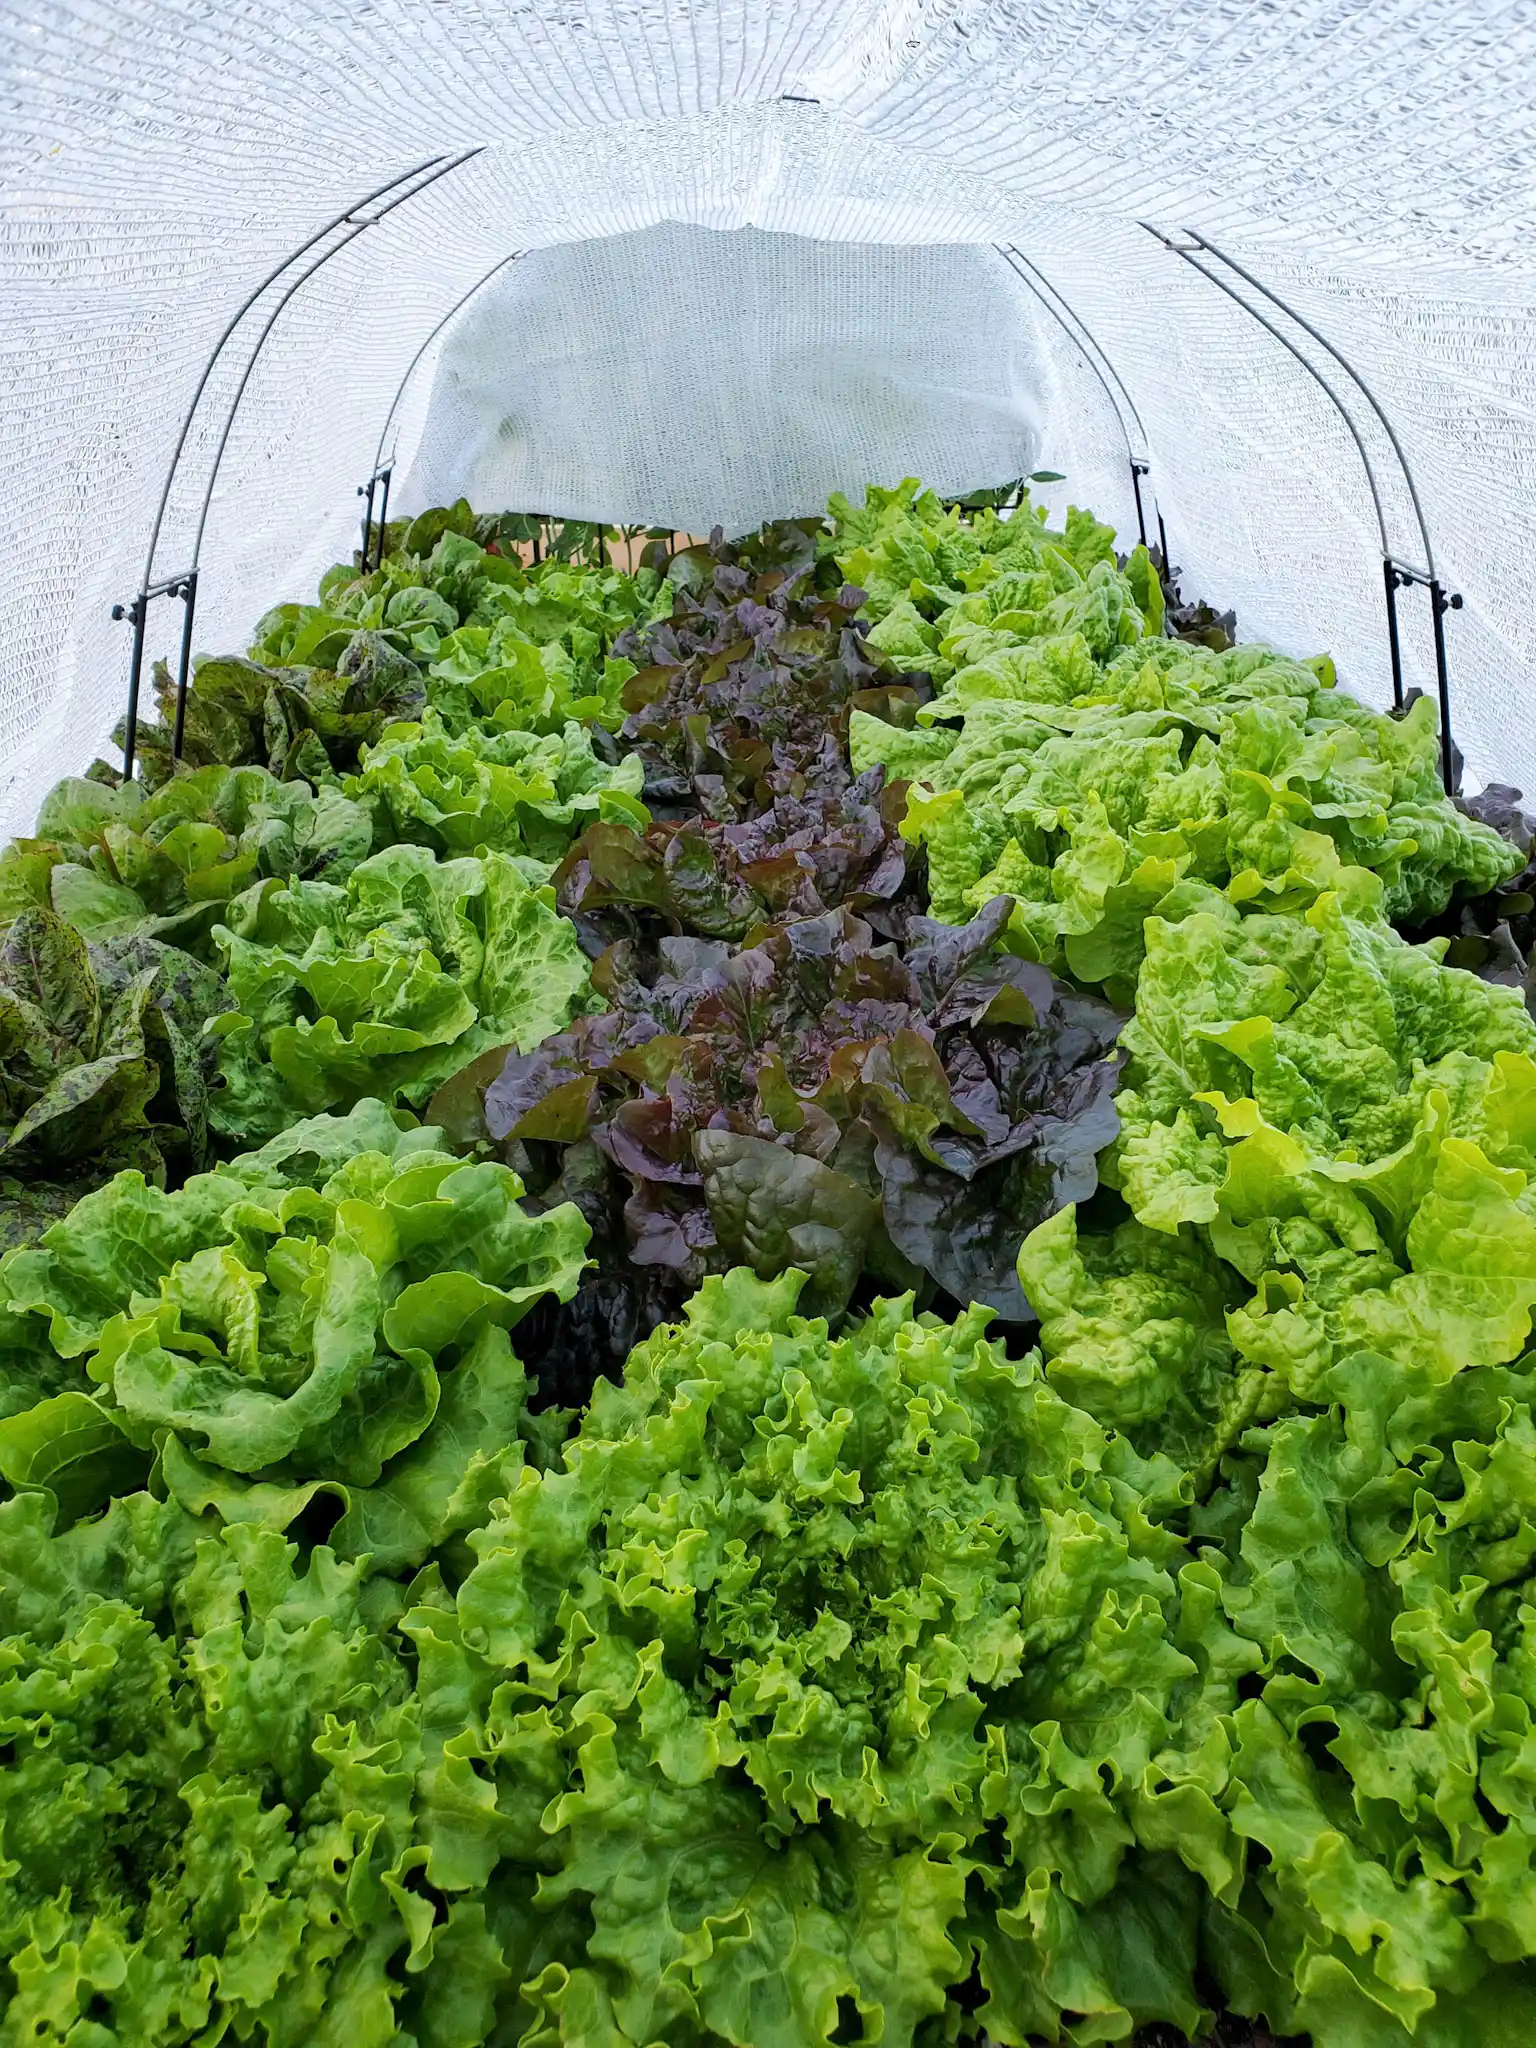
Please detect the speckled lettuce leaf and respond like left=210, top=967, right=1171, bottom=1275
left=0, top=909, right=232, bottom=1246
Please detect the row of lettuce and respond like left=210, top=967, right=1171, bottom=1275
left=2, top=482, right=1536, bottom=2047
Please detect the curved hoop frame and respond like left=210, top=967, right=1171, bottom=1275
left=357, top=246, right=527, bottom=572
left=138, top=157, right=446, bottom=598
left=994, top=244, right=1164, bottom=556
left=1190, top=232, right=1436, bottom=578
left=1143, top=224, right=1459, bottom=789
left=115, top=149, right=484, bottom=777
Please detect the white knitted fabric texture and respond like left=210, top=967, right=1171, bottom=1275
left=2, top=0, right=1533, bottom=829
left=395, top=227, right=1044, bottom=536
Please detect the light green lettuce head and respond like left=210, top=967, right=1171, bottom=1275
left=0, top=1098, right=589, bottom=1565
left=857, top=636, right=1520, bottom=995
left=347, top=710, right=646, bottom=874
left=0, top=764, right=373, bottom=956
left=207, top=840, right=593, bottom=1144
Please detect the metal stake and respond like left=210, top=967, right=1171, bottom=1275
left=1129, top=459, right=1150, bottom=548
left=1430, top=580, right=1464, bottom=794
left=1382, top=558, right=1406, bottom=713
left=112, top=596, right=148, bottom=783
left=373, top=465, right=392, bottom=572
left=358, top=473, right=379, bottom=567
left=1384, top=557, right=1462, bottom=790
left=171, top=571, right=198, bottom=761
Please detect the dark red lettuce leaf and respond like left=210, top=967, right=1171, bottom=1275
left=553, top=768, right=911, bottom=946
left=612, top=524, right=930, bottom=817
left=476, top=898, right=1124, bottom=1323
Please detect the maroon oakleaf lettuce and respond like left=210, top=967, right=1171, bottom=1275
left=613, top=522, right=931, bottom=817
left=473, top=896, right=1124, bottom=1325
left=552, top=766, right=911, bottom=945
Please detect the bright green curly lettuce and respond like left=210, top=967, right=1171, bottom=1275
left=853, top=640, right=1518, bottom=972
left=824, top=477, right=1124, bottom=637
left=424, top=618, right=638, bottom=736
left=1015, top=1204, right=1536, bottom=2046
left=207, top=842, right=593, bottom=1143
left=1013, top=889, right=1536, bottom=1428
left=0, top=1099, right=588, bottom=1560
left=310, top=515, right=665, bottom=735
left=347, top=711, right=646, bottom=873
left=0, top=1486, right=512, bottom=2048
left=424, top=1266, right=1248, bottom=2046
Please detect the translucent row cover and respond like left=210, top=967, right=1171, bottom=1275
left=2, top=0, right=1534, bottom=831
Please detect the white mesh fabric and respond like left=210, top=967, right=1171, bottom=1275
left=394, top=226, right=1043, bottom=538
left=3, top=1, right=1534, bottom=830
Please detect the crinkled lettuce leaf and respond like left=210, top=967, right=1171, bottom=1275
left=438, top=1266, right=1230, bottom=2042
left=1, top=764, right=372, bottom=954
left=612, top=519, right=930, bottom=817
left=207, top=842, right=592, bottom=1143
left=348, top=710, right=646, bottom=873
left=553, top=766, right=910, bottom=940
left=0, top=1485, right=512, bottom=2045
left=859, top=640, right=1518, bottom=964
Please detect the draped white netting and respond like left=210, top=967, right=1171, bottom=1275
left=2, top=0, right=1533, bottom=830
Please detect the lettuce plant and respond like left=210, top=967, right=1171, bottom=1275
left=1017, top=1218, right=1536, bottom=2046
left=424, top=618, right=637, bottom=735
left=208, top=843, right=592, bottom=1143
left=854, top=630, right=1516, bottom=984
left=0, top=766, right=372, bottom=954
left=478, top=895, right=1123, bottom=1322
left=1101, top=890, right=1536, bottom=1407
left=315, top=512, right=668, bottom=732
left=612, top=520, right=929, bottom=817
left=1013, top=881, right=1536, bottom=1454
left=552, top=768, right=910, bottom=942
left=0, top=1489, right=477, bottom=2046
left=349, top=712, right=647, bottom=873
left=403, top=1267, right=1235, bottom=2045
left=0, top=908, right=230, bottom=1250
left=114, top=633, right=430, bottom=792
left=823, top=475, right=1128, bottom=635
left=0, top=1099, right=588, bottom=1547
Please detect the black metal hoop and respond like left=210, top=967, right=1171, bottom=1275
left=1190, top=233, right=1436, bottom=577
left=359, top=247, right=527, bottom=569
left=995, top=244, right=1165, bottom=557
left=114, top=149, right=484, bottom=779
left=1143, top=224, right=1459, bottom=792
